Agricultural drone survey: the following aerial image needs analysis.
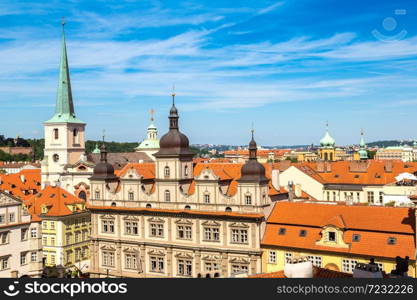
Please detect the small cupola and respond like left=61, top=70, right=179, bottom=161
left=238, top=130, right=268, bottom=183
left=90, top=143, right=118, bottom=181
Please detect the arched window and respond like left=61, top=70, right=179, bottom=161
left=78, top=191, right=87, bottom=201
left=111, top=202, right=116, bottom=207
left=330, top=153, right=333, bottom=161
left=324, top=152, right=328, bottom=161
left=95, top=191, right=100, bottom=200
left=184, top=205, right=191, bottom=210
left=53, top=128, right=59, bottom=140
left=225, top=207, right=232, bottom=212
left=164, top=166, right=170, bottom=178
left=164, top=190, right=171, bottom=202
left=146, top=204, right=152, bottom=208
left=184, top=165, right=189, bottom=177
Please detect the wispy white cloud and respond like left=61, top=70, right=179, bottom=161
left=257, top=1, right=285, bottom=15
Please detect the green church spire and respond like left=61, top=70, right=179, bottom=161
left=45, top=19, right=84, bottom=124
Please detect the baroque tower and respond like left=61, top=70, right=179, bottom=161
left=153, top=93, right=194, bottom=202
left=41, top=21, right=86, bottom=187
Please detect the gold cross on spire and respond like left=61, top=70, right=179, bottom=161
left=102, top=129, right=106, bottom=143
left=61, top=17, right=65, bottom=26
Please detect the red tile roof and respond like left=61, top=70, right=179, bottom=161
left=262, top=202, right=416, bottom=260
left=24, top=185, right=85, bottom=217
left=0, top=169, right=41, bottom=200
left=295, top=160, right=417, bottom=185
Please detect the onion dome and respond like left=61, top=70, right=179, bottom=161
left=92, top=143, right=100, bottom=154
left=320, top=124, right=336, bottom=148
left=90, top=144, right=118, bottom=180
left=153, top=94, right=194, bottom=158
left=238, top=131, right=268, bottom=183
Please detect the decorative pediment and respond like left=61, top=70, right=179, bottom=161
left=229, top=222, right=249, bottom=229
left=100, top=214, right=115, bottom=220
left=201, top=220, right=221, bottom=227
left=121, top=168, right=142, bottom=180
left=0, top=193, right=20, bottom=206
left=122, top=215, right=139, bottom=221
left=100, top=244, right=116, bottom=251
left=196, top=168, right=219, bottom=181
left=123, top=247, right=139, bottom=253
left=147, top=249, right=165, bottom=256
left=174, top=218, right=193, bottom=225
left=174, top=252, right=193, bottom=259
left=74, top=182, right=90, bottom=190
left=229, top=257, right=249, bottom=264
left=148, top=217, right=165, bottom=223
left=202, top=255, right=221, bottom=262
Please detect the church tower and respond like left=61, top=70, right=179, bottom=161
left=237, top=130, right=269, bottom=208
left=153, top=92, right=194, bottom=203
left=318, top=122, right=336, bottom=161
left=135, top=109, right=160, bottom=159
left=41, top=21, right=86, bottom=187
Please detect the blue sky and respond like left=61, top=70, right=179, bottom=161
left=1, top=0, right=417, bottom=146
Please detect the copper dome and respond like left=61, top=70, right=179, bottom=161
left=90, top=144, right=119, bottom=180
left=154, top=97, right=194, bottom=158
left=238, top=131, right=268, bottom=183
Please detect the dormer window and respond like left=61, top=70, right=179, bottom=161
left=352, top=234, right=361, bottom=242
left=299, top=230, right=307, bottom=237
left=327, top=231, right=336, bottom=242
left=164, top=166, right=170, bottom=178
left=278, top=228, right=286, bottom=235
left=387, top=237, right=396, bottom=245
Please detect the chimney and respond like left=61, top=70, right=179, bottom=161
left=288, top=181, right=294, bottom=202
left=349, top=161, right=368, bottom=172
left=316, top=161, right=325, bottom=172
left=271, top=169, right=280, bottom=191
left=385, top=160, right=393, bottom=173
left=325, top=161, right=331, bottom=172
left=284, top=257, right=313, bottom=278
